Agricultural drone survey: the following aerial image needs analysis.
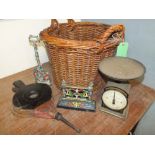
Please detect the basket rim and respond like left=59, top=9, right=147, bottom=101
left=40, top=21, right=124, bottom=49
left=56, top=21, right=111, bottom=27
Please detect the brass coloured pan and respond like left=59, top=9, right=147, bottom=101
left=99, top=57, right=146, bottom=82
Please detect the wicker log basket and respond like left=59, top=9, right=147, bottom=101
left=40, top=19, right=125, bottom=92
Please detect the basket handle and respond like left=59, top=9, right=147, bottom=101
left=51, top=19, right=59, bottom=29
left=51, top=19, right=76, bottom=28
left=68, top=19, right=76, bottom=26
left=98, top=24, right=125, bottom=43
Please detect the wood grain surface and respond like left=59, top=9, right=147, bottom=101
left=0, top=63, right=155, bottom=135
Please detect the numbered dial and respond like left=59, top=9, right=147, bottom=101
left=102, top=90, right=127, bottom=111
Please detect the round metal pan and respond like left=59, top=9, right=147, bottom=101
left=99, top=57, right=146, bottom=82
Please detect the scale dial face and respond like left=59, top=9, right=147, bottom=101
left=102, top=89, right=127, bottom=111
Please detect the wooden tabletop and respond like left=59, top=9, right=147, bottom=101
left=0, top=63, right=155, bottom=135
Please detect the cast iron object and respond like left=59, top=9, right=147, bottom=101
left=55, top=112, right=81, bottom=133
left=12, top=80, right=52, bottom=109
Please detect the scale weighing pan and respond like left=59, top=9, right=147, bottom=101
left=99, top=57, right=146, bottom=82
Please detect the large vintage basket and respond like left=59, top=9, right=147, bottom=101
left=40, top=19, right=124, bottom=91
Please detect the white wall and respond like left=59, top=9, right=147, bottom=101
left=0, top=19, right=80, bottom=78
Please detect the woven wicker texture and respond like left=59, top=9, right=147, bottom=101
left=40, top=19, right=125, bottom=90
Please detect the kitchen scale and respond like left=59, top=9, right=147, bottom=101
left=99, top=56, right=145, bottom=119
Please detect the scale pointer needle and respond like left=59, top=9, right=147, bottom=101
left=112, top=91, right=115, bottom=105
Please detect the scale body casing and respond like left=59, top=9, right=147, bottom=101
left=100, top=81, right=131, bottom=119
